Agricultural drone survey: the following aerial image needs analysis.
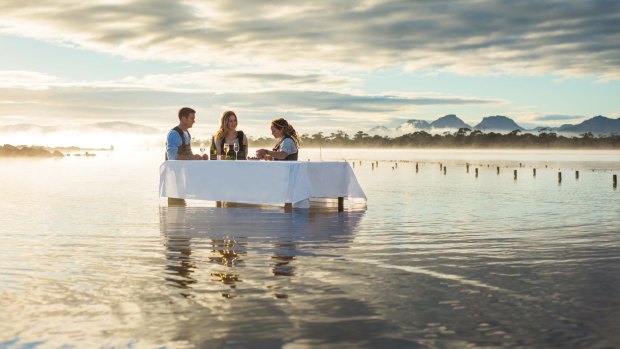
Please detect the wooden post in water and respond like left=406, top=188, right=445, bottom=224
left=443, top=166, right=446, bottom=175
left=613, top=174, right=617, bottom=188
left=395, top=162, right=398, bottom=169
left=466, top=163, right=469, bottom=173
left=558, top=172, right=562, bottom=183
left=575, top=171, right=579, bottom=179
left=514, top=169, right=517, bottom=180
left=372, top=163, right=374, bottom=170
left=497, top=166, right=500, bottom=175
left=416, top=163, right=418, bottom=173
left=475, top=168, right=479, bottom=178
left=440, top=163, right=442, bottom=171
left=533, top=168, right=536, bottom=177
left=338, top=197, right=344, bottom=212
left=352, top=162, right=355, bottom=168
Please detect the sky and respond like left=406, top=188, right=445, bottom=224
left=1, top=0, right=619, bottom=147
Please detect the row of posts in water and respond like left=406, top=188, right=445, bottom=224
left=350, top=160, right=618, bottom=188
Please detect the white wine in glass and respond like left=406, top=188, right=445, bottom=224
left=199, top=143, right=206, bottom=155
left=233, top=143, right=239, bottom=160
left=223, top=144, right=229, bottom=159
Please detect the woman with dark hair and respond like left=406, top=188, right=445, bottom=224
left=256, top=118, right=300, bottom=161
left=213, top=110, right=248, bottom=160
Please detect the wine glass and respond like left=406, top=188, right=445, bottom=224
left=199, top=142, right=206, bottom=156
left=233, top=143, right=239, bottom=160
left=223, top=143, right=229, bottom=159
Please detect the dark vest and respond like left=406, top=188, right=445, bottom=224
left=219, top=131, right=246, bottom=160
left=273, top=135, right=298, bottom=161
left=165, top=126, right=192, bottom=160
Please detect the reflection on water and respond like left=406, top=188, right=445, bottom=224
left=164, top=232, right=196, bottom=296
left=160, top=206, right=364, bottom=303
left=272, top=241, right=296, bottom=277
left=1, top=149, right=619, bottom=348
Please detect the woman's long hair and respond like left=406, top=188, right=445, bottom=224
left=214, top=110, right=237, bottom=141
left=272, top=118, right=301, bottom=146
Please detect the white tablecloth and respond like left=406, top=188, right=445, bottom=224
left=159, top=161, right=366, bottom=205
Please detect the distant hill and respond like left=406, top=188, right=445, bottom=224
left=369, top=114, right=620, bottom=137
left=368, top=125, right=392, bottom=137
left=399, top=119, right=431, bottom=130
left=430, top=114, right=471, bottom=129
left=554, top=115, right=620, bottom=134
left=474, top=115, right=524, bottom=131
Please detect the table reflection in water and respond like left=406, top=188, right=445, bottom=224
left=159, top=206, right=365, bottom=300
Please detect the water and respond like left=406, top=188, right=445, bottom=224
left=1, top=149, right=619, bottom=348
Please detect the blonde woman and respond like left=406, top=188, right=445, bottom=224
left=256, top=118, right=300, bottom=161
left=213, top=110, right=248, bottom=160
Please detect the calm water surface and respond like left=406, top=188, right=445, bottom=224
left=1, top=149, right=619, bottom=348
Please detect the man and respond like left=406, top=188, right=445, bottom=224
left=166, top=107, right=205, bottom=160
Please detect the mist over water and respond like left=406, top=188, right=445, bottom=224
left=1, top=149, right=619, bottom=348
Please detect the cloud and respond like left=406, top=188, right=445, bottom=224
left=535, top=114, right=584, bottom=121
left=1, top=0, right=618, bottom=79
left=0, top=71, right=62, bottom=89
left=117, top=70, right=360, bottom=92
left=0, top=83, right=497, bottom=136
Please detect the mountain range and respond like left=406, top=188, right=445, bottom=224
left=370, top=115, right=620, bottom=136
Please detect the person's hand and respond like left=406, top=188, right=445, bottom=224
left=192, top=154, right=203, bottom=160
left=201, top=154, right=209, bottom=160
left=219, top=154, right=226, bottom=160
left=256, top=149, right=267, bottom=159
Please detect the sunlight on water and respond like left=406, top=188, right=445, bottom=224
left=0, top=148, right=619, bottom=348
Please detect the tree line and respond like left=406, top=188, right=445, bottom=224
left=0, top=144, right=64, bottom=157
left=249, top=129, right=620, bottom=149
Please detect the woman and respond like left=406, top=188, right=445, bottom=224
left=213, top=110, right=248, bottom=160
left=256, top=118, right=300, bottom=161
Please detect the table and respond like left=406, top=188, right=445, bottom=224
left=159, top=161, right=367, bottom=210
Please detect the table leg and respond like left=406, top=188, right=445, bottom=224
left=284, top=203, right=293, bottom=213
left=338, top=197, right=344, bottom=211
left=168, top=198, right=186, bottom=206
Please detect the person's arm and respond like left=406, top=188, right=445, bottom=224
left=264, top=149, right=288, bottom=160
left=268, top=138, right=296, bottom=160
left=166, top=131, right=181, bottom=160
left=256, top=148, right=268, bottom=159
left=168, top=131, right=202, bottom=160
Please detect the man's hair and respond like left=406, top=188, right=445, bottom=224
left=178, top=107, right=196, bottom=120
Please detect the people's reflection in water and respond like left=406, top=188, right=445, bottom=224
left=208, top=238, right=246, bottom=298
left=272, top=241, right=296, bottom=277
left=162, top=215, right=196, bottom=298
left=161, top=206, right=365, bottom=300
